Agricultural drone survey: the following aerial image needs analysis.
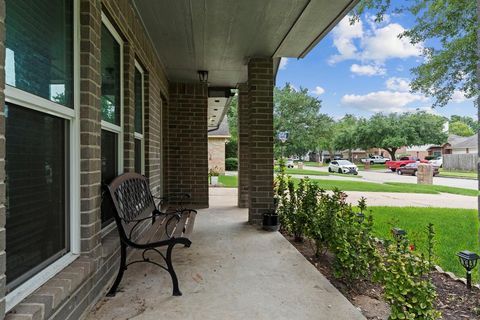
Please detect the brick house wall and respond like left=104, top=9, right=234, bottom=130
left=2, top=0, right=174, bottom=319
left=208, top=137, right=227, bottom=174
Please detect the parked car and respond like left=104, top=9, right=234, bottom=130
left=286, top=158, right=294, bottom=168
left=396, top=162, right=439, bottom=176
left=361, top=155, right=390, bottom=164
left=429, top=156, right=443, bottom=168
left=385, top=156, right=429, bottom=172
left=328, top=160, right=358, bottom=175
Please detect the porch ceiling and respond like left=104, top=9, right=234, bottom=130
left=132, top=0, right=358, bottom=88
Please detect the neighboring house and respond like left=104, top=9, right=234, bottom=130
left=208, top=117, right=231, bottom=174
left=427, top=134, right=477, bottom=156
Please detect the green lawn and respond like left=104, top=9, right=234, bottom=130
left=292, top=178, right=477, bottom=197
left=275, top=167, right=329, bottom=176
left=368, top=206, right=479, bottom=281
left=218, top=175, right=238, bottom=187
left=299, top=161, right=323, bottom=167
left=438, top=169, right=478, bottom=179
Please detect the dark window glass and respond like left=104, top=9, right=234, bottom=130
left=101, top=130, right=118, bottom=226
left=134, top=68, right=143, bottom=134
left=101, top=25, right=121, bottom=125
left=5, top=103, right=68, bottom=290
left=5, top=0, right=74, bottom=107
left=135, top=139, right=142, bottom=174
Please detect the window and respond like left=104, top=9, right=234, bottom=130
left=101, top=16, right=123, bottom=227
left=5, top=0, right=74, bottom=108
left=4, top=0, right=79, bottom=308
left=134, top=63, right=144, bottom=174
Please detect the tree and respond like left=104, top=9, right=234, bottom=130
left=274, top=84, right=328, bottom=158
left=333, top=115, right=359, bottom=162
left=449, top=121, right=475, bottom=137
left=353, top=0, right=478, bottom=108
left=356, top=112, right=447, bottom=160
left=225, top=96, right=238, bottom=158
left=450, top=115, right=479, bottom=133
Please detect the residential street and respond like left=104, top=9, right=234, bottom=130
left=304, top=166, right=478, bottom=190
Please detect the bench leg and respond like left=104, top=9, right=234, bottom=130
left=166, top=243, right=182, bottom=296
left=107, top=242, right=127, bottom=297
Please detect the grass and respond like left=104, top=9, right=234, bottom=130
left=218, top=175, right=238, bottom=187
left=275, top=168, right=329, bottom=176
left=291, top=178, right=477, bottom=196
left=367, top=206, right=479, bottom=281
left=438, top=169, right=478, bottom=179
left=299, top=161, right=323, bottom=167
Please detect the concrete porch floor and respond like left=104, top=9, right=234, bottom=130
left=86, top=188, right=365, bottom=320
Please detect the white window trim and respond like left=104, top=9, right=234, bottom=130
left=5, top=0, right=81, bottom=311
left=134, top=60, right=145, bottom=175
left=101, top=13, right=124, bottom=231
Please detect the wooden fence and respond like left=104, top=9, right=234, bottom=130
left=443, top=154, right=478, bottom=171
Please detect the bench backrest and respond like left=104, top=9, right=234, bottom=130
left=107, top=172, right=156, bottom=224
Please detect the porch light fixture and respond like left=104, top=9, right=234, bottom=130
left=457, top=250, right=479, bottom=289
left=198, top=70, right=208, bottom=83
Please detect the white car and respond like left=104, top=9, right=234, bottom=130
left=328, top=160, right=358, bottom=175
left=361, top=155, right=390, bottom=164
left=286, top=158, right=294, bottom=168
left=429, top=156, right=442, bottom=168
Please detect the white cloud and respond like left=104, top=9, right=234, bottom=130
left=279, top=58, right=288, bottom=70
left=312, top=86, right=325, bottom=96
left=385, top=77, right=410, bottom=92
left=328, top=16, right=363, bottom=64
left=451, top=90, right=471, bottom=103
left=329, top=16, right=423, bottom=66
left=361, top=23, right=422, bottom=63
left=350, top=64, right=386, bottom=76
left=341, top=90, right=427, bottom=113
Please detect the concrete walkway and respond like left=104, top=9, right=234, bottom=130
left=87, top=188, right=364, bottom=320
left=343, top=191, right=477, bottom=209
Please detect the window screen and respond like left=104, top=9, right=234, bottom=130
left=5, top=103, right=68, bottom=290
left=134, top=139, right=142, bottom=174
left=101, top=130, right=118, bottom=226
left=134, top=69, right=143, bottom=134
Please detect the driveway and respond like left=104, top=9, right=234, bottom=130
left=304, top=166, right=478, bottom=190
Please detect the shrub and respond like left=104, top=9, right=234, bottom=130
left=424, top=155, right=436, bottom=160
left=381, top=232, right=441, bottom=320
left=331, top=197, right=381, bottom=282
left=225, top=158, right=238, bottom=171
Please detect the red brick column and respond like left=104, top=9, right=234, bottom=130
left=247, top=58, right=274, bottom=224
left=237, top=83, right=250, bottom=208
left=79, top=0, right=102, bottom=258
left=166, top=83, right=209, bottom=208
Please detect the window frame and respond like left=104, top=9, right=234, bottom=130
left=4, top=0, right=81, bottom=311
left=100, top=13, right=124, bottom=232
left=134, top=60, right=145, bottom=175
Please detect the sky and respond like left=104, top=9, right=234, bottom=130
left=275, top=5, right=476, bottom=120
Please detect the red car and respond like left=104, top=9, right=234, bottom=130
left=396, top=162, right=439, bottom=176
left=385, top=156, right=429, bottom=172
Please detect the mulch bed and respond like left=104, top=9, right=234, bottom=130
left=282, top=232, right=480, bottom=320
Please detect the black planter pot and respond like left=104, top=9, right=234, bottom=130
left=262, top=211, right=280, bottom=231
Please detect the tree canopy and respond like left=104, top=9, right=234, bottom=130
left=355, top=112, right=447, bottom=160
left=449, top=121, right=475, bottom=137
left=353, top=0, right=478, bottom=108
left=274, top=84, right=332, bottom=158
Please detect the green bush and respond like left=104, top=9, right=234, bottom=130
left=381, top=230, right=440, bottom=320
left=225, top=158, right=238, bottom=171
left=424, top=155, right=436, bottom=160
left=331, top=197, right=381, bottom=282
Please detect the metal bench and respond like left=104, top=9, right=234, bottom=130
left=105, top=172, right=196, bottom=297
